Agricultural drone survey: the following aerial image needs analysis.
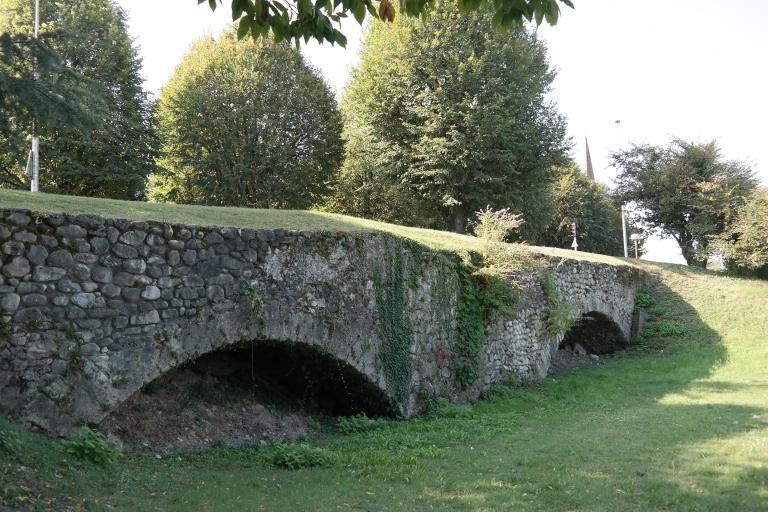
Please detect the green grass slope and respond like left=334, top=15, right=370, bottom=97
left=2, top=262, right=767, bottom=511
left=0, top=190, right=632, bottom=267
left=0, top=189, right=485, bottom=253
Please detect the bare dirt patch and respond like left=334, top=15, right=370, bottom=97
left=548, top=347, right=600, bottom=376
left=100, top=366, right=328, bottom=453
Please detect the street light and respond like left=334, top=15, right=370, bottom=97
left=621, top=204, right=628, bottom=258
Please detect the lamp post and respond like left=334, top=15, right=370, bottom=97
left=621, top=204, right=628, bottom=258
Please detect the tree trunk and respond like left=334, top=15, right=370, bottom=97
left=449, top=205, right=468, bottom=234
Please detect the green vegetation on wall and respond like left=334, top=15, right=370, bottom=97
left=374, top=242, right=414, bottom=406
left=541, top=269, right=575, bottom=336
left=453, top=246, right=532, bottom=389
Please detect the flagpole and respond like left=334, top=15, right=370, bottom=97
left=30, top=0, right=40, bottom=193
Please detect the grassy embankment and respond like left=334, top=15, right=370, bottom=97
left=1, top=190, right=767, bottom=510
left=0, top=189, right=626, bottom=265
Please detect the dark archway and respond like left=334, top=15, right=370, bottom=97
left=100, top=340, right=395, bottom=451
left=241, top=340, right=395, bottom=417
left=560, top=311, right=629, bottom=355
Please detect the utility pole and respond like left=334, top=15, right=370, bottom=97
left=30, top=0, right=40, bottom=193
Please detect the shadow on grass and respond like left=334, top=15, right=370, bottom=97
left=418, top=402, right=766, bottom=512
left=409, top=273, right=766, bottom=511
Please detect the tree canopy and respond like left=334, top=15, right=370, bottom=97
left=612, top=139, right=758, bottom=265
left=715, top=189, right=768, bottom=278
left=0, top=0, right=157, bottom=199
left=150, top=30, right=343, bottom=209
left=201, top=0, right=574, bottom=47
left=539, top=165, right=626, bottom=256
left=333, top=1, right=570, bottom=235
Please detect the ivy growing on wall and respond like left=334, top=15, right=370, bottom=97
left=453, top=247, right=531, bottom=390
left=374, top=242, right=414, bottom=406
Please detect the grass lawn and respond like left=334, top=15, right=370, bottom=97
left=0, top=190, right=634, bottom=268
left=2, top=259, right=767, bottom=511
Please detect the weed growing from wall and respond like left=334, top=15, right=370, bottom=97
left=634, top=289, right=654, bottom=311
left=0, top=318, right=13, bottom=339
left=240, top=279, right=265, bottom=328
left=541, top=270, right=575, bottom=336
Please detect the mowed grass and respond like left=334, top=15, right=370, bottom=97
left=0, top=189, right=636, bottom=268
left=0, top=189, right=485, bottom=253
left=2, top=261, right=767, bottom=511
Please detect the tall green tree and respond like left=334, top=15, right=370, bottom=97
left=540, top=165, right=626, bottom=256
left=0, top=0, right=157, bottom=198
left=715, top=189, right=768, bottom=278
left=199, top=0, right=574, bottom=47
left=612, top=139, right=757, bottom=265
left=335, top=2, right=571, bottom=235
left=150, top=30, right=342, bottom=208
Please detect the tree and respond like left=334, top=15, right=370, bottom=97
left=333, top=1, right=571, bottom=236
left=0, top=0, right=157, bottom=199
left=150, top=30, right=343, bottom=208
left=715, top=189, right=768, bottom=278
left=0, top=32, right=105, bottom=186
left=540, top=165, right=626, bottom=256
left=199, top=0, right=574, bottom=47
left=612, top=139, right=758, bottom=266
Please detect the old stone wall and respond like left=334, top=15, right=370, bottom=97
left=0, top=209, right=646, bottom=435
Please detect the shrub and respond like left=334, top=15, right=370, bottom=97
left=473, top=206, right=525, bottom=243
left=634, top=290, right=654, bottom=311
left=642, top=320, right=689, bottom=338
left=336, top=413, right=382, bottom=434
left=268, top=443, right=336, bottom=470
left=63, top=427, right=122, bottom=465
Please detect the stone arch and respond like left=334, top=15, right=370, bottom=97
left=102, top=337, right=397, bottom=424
left=98, top=337, right=398, bottom=450
left=559, top=311, right=630, bottom=355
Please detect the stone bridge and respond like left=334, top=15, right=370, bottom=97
left=0, top=209, right=648, bottom=435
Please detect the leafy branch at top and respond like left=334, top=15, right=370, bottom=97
left=199, top=0, right=574, bottom=47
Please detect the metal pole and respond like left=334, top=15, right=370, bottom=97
left=30, top=0, right=40, bottom=192
left=621, top=204, right=628, bottom=258
left=634, top=239, right=638, bottom=259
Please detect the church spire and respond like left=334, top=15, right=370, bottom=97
left=585, top=137, right=595, bottom=180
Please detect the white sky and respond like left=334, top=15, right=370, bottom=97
left=116, top=0, right=768, bottom=265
